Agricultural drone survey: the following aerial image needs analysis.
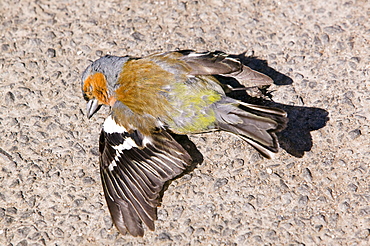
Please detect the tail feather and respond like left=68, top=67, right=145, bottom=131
left=215, top=99, right=287, bottom=158
left=238, top=101, right=287, bottom=117
left=239, top=135, right=277, bottom=159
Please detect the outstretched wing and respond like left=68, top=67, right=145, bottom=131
left=147, top=50, right=273, bottom=88
left=177, top=50, right=273, bottom=87
left=99, top=116, right=192, bottom=236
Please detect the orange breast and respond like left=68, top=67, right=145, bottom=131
left=115, top=59, right=174, bottom=118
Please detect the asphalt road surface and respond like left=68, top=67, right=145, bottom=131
left=1, top=0, right=369, bottom=245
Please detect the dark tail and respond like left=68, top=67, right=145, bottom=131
left=214, top=99, right=288, bottom=158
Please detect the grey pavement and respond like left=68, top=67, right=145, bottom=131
left=0, top=0, right=369, bottom=245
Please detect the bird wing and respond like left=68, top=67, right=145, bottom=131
left=176, top=50, right=274, bottom=87
left=99, top=115, right=192, bottom=236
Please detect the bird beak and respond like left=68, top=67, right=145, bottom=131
left=86, top=99, right=100, bottom=118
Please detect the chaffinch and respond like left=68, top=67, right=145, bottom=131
left=81, top=50, right=287, bottom=237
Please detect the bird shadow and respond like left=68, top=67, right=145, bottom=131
left=222, top=52, right=330, bottom=157
left=255, top=100, right=329, bottom=158
left=275, top=104, right=329, bottom=157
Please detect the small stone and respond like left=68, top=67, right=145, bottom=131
left=214, top=178, right=228, bottom=190
left=324, top=25, right=345, bottom=34
left=350, top=57, right=360, bottom=63
left=16, top=239, right=28, bottom=246
left=356, top=229, right=370, bottom=239
left=172, top=206, right=184, bottom=219
left=266, top=229, right=276, bottom=238
left=82, top=176, right=95, bottom=184
left=309, top=81, right=317, bottom=88
left=157, top=209, right=168, bottom=220
left=156, top=232, right=171, bottom=241
left=73, top=198, right=85, bottom=207
left=348, top=129, right=361, bottom=139
left=294, top=218, right=305, bottom=227
left=298, top=195, right=309, bottom=205
left=2, top=44, right=10, bottom=51
left=46, top=31, right=56, bottom=39
left=77, top=169, right=85, bottom=178
left=195, top=37, right=205, bottom=44
left=339, top=201, right=350, bottom=212
left=185, top=226, right=194, bottom=235
left=7, top=207, right=17, bottom=214
left=347, top=183, right=358, bottom=192
left=132, top=32, right=144, bottom=41
left=53, top=227, right=64, bottom=237
left=295, top=73, right=304, bottom=80
left=314, top=225, right=323, bottom=231
left=5, top=91, right=15, bottom=104
left=302, top=168, right=313, bottom=182
left=96, top=50, right=103, bottom=56
left=101, top=215, right=113, bottom=230
left=266, top=168, right=273, bottom=174
left=46, top=48, right=56, bottom=58
left=253, top=235, right=262, bottom=242
left=328, top=213, right=339, bottom=227
left=324, top=188, right=334, bottom=200
left=314, top=36, right=322, bottom=46
left=280, top=179, right=289, bottom=191
left=195, top=227, right=205, bottom=235
left=321, top=33, right=330, bottom=44
left=90, top=147, right=99, bottom=156
left=233, top=158, right=244, bottom=168
left=243, top=203, right=255, bottom=213
left=17, top=226, right=30, bottom=237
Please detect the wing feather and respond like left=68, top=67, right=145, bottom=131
left=99, top=116, right=192, bottom=236
left=177, top=50, right=273, bottom=87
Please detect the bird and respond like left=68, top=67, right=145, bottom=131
left=81, top=50, right=288, bottom=237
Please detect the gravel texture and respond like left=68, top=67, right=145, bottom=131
left=1, top=0, right=369, bottom=245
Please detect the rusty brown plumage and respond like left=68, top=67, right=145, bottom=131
left=116, top=59, right=172, bottom=116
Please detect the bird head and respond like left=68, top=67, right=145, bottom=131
left=81, top=55, right=130, bottom=118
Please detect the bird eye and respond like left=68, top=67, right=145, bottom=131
left=83, top=92, right=90, bottom=101
left=83, top=85, right=94, bottom=101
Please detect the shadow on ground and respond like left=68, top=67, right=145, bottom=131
left=222, top=53, right=330, bottom=158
